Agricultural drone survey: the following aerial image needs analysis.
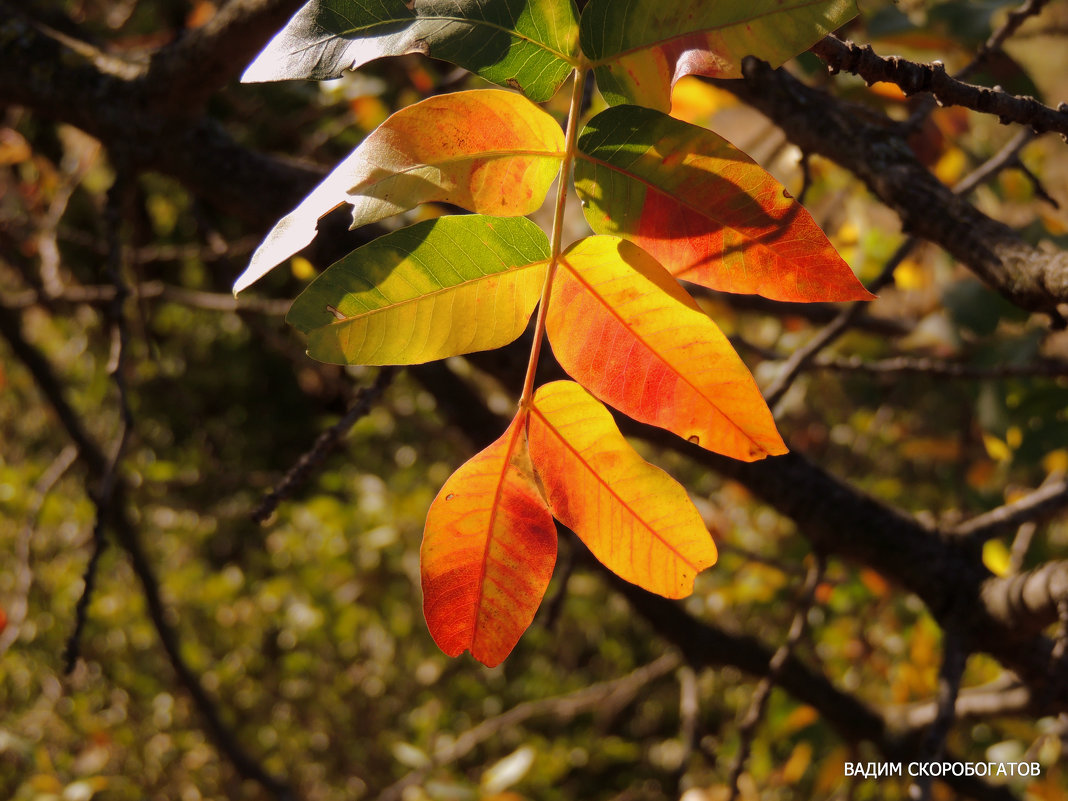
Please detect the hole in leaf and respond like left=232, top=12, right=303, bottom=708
left=445, top=493, right=455, bottom=501
left=688, top=435, right=700, bottom=445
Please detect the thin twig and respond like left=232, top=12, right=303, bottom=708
left=813, top=35, right=1068, bottom=140
left=672, top=664, right=700, bottom=794
left=0, top=261, right=296, bottom=801
left=764, top=239, right=911, bottom=411
left=818, top=354, right=1068, bottom=379
left=726, top=556, right=824, bottom=800
left=252, top=367, right=396, bottom=523
left=908, top=628, right=969, bottom=801
left=949, top=478, right=1068, bottom=541
left=963, top=0, right=1054, bottom=82
left=6, top=280, right=291, bottom=315
left=0, top=444, right=78, bottom=659
left=765, top=123, right=1044, bottom=410
left=889, top=677, right=1032, bottom=730
left=63, top=173, right=134, bottom=673
left=372, top=654, right=681, bottom=801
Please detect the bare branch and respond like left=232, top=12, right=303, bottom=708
left=727, top=557, right=824, bottom=799
left=890, top=678, right=1034, bottom=730
left=950, top=479, right=1068, bottom=541
left=609, top=570, right=1018, bottom=801
left=909, top=630, right=969, bottom=801
left=7, top=281, right=291, bottom=315
left=818, top=354, right=1068, bottom=380
left=811, top=36, right=1068, bottom=141
left=717, top=59, right=1068, bottom=319
left=141, top=0, right=306, bottom=112
left=0, top=299, right=296, bottom=800
left=373, top=654, right=682, bottom=801
left=0, top=445, right=78, bottom=659
left=981, top=561, right=1068, bottom=637
left=763, top=239, right=912, bottom=410
left=252, top=367, right=396, bottom=523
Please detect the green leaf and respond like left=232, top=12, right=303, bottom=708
left=575, top=105, right=871, bottom=302
left=243, top=0, right=580, bottom=102
left=234, top=90, right=564, bottom=294
left=286, top=215, right=549, bottom=365
left=580, top=0, right=859, bottom=109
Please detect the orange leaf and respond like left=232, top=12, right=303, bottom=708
left=575, top=106, right=873, bottom=303
left=547, top=236, right=787, bottom=461
left=527, top=381, right=716, bottom=598
left=236, top=90, right=564, bottom=293
left=421, top=413, right=557, bottom=667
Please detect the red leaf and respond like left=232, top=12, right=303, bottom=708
left=421, top=413, right=557, bottom=666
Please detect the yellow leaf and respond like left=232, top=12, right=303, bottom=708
left=528, top=381, right=716, bottom=598
left=780, top=741, right=812, bottom=784
left=287, top=216, right=549, bottom=365
left=290, top=256, right=316, bottom=281
left=983, top=539, right=1012, bottom=577
left=982, top=433, right=1012, bottom=463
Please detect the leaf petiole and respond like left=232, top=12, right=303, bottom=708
left=519, top=63, right=589, bottom=409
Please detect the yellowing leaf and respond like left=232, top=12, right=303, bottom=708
left=669, top=77, right=738, bottom=125
left=422, top=414, right=557, bottom=667
left=527, top=381, right=716, bottom=598
left=242, top=0, right=579, bottom=103
left=575, top=107, right=872, bottom=303
left=780, top=741, right=813, bottom=783
left=547, top=237, right=787, bottom=461
left=286, top=215, right=549, bottom=365
left=235, top=90, right=564, bottom=293
left=982, top=539, right=1011, bottom=577
left=580, top=0, right=859, bottom=110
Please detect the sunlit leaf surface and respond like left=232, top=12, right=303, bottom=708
left=580, top=0, right=858, bottom=109
left=287, top=215, right=549, bottom=364
left=528, top=380, right=717, bottom=598
left=422, top=413, right=557, bottom=667
left=235, top=90, right=564, bottom=293
left=243, top=0, right=579, bottom=102
left=575, top=106, right=872, bottom=303
left=547, top=236, right=787, bottom=460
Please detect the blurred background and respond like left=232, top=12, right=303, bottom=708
left=3, top=1, right=1068, bottom=799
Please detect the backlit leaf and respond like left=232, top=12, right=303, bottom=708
left=242, top=0, right=579, bottom=102
left=547, top=236, right=787, bottom=461
left=422, top=413, right=557, bottom=667
left=575, top=106, right=871, bottom=303
left=287, top=215, right=549, bottom=364
left=235, top=90, right=564, bottom=293
left=580, top=0, right=858, bottom=110
left=527, top=381, right=716, bottom=598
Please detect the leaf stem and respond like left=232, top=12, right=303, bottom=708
left=519, top=64, right=588, bottom=408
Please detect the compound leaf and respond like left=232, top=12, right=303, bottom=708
left=235, top=90, right=564, bottom=293
left=547, top=236, right=787, bottom=461
left=422, top=413, right=557, bottom=667
left=575, top=106, right=871, bottom=303
left=287, top=215, right=549, bottom=364
left=528, top=380, right=716, bottom=598
left=580, top=0, right=858, bottom=110
left=243, top=0, right=579, bottom=102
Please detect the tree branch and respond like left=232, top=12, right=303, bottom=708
left=950, top=479, right=1068, bottom=541
left=811, top=36, right=1068, bottom=141
left=716, top=59, right=1068, bottom=319
left=0, top=300, right=296, bottom=800
left=141, top=0, right=306, bottom=112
